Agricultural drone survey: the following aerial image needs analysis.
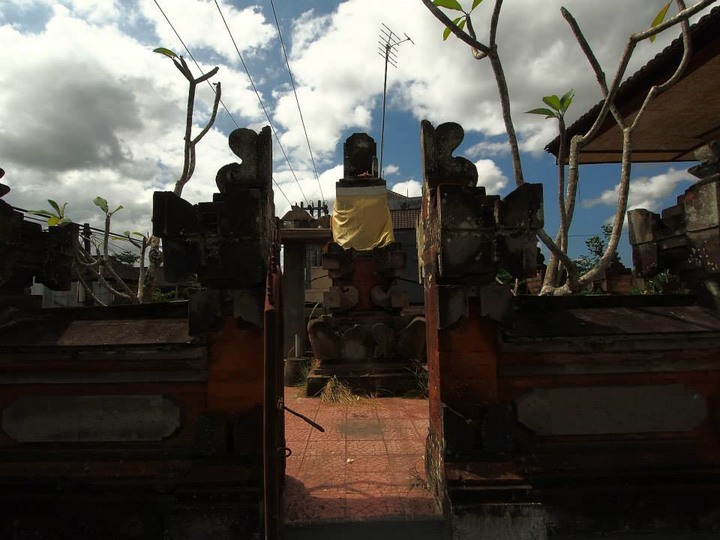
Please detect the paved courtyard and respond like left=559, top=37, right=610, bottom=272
left=283, top=390, right=439, bottom=522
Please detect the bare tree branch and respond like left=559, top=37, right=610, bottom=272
left=74, top=265, right=107, bottom=307
left=574, top=0, right=697, bottom=289
left=632, top=0, right=712, bottom=42
left=136, top=235, right=148, bottom=302
left=464, top=15, right=486, bottom=59
left=578, top=129, right=633, bottom=286
left=487, top=50, right=525, bottom=186
left=173, top=64, right=221, bottom=196
left=191, top=82, right=222, bottom=145
left=631, top=1, right=692, bottom=130
left=537, top=228, right=579, bottom=294
left=77, top=253, right=137, bottom=302
left=561, top=7, right=626, bottom=131
left=571, top=0, right=711, bottom=157
left=423, top=0, right=712, bottom=295
left=421, top=1, right=525, bottom=185
left=195, top=66, right=219, bottom=84
left=77, top=242, right=139, bottom=304
left=489, top=0, right=503, bottom=47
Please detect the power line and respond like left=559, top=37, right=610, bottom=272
left=11, top=206, right=143, bottom=243
left=268, top=0, right=325, bottom=202
left=153, top=0, right=292, bottom=207
left=212, top=0, right=310, bottom=206
left=272, top=176, right=292, bottom=206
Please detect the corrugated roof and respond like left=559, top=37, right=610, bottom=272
left=387, top=190, right=410, bottom=200
left=391, top=207, right=420, bottom=230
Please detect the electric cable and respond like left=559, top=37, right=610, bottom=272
left=268, top=0, right=325, bottom=202
left=152, top=0, right=293, bottom=207
left=212, top=0, right=310, bottom=206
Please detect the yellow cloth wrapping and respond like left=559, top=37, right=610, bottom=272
left=331, top=185, right=395, bottom=250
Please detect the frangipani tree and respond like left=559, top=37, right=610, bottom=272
left=422, top=0, right=716, bottom=294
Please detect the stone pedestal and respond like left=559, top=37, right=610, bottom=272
left=306, top=133, right=426, bottom=395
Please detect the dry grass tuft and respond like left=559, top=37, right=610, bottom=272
left=295, top=358, right=320, bottom=397
left=408, top=463, right=431, bottom=492
left=320, top=376, right=359, bottom=405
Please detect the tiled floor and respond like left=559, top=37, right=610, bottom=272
left=283, top=388, right=439, bottom=522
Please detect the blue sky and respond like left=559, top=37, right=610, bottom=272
left=0, top=0, right=712, bottom=262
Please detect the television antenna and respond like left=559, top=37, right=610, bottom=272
left=378, top=23, right=413, bottom=177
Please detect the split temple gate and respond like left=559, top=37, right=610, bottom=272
left=2, top=119, right=720, bottom=539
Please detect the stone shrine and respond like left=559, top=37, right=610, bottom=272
left=306, top=133, right=425, bottom=395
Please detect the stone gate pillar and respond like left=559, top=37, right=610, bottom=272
left=419, top=121, right=543, bottom=536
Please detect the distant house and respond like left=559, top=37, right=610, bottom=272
left=31, top=258, right=185, bottom=307
left=387, top=190, right=423, bottom=306
left=31, top=256, right=138, bottom=308
left=303, top=190, right=424, bottom=308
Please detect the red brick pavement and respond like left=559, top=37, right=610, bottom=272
left=283, top=389, right=439, bottom=522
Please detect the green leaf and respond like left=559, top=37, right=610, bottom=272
left=111, top=205, right=124, bottom=215
left=153, top=47, right=178, bottom=58
left=443, top=16, right=463, bottom=40
left=434, top=0, right=463, bottom=11
left=93, top=196, right=109, bottom=214
left=47, top=199, right=61, bottom=215
left=559, top=89, right=575, bottom=111
left=471, top=0, right=483, bottom=9
left=542, top=95, right=562, bottom=111
left=458, top=17, right=467, bottom=31
left=525, top=107, right=558, bottom=119
left=59, top=217, right=73, bottom=225
left=650, top=2, right=671, bottom=42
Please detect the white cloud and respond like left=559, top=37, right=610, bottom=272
left=62, top=0, right=120, bottom=23
left=475, top=159, right=509, bottom=195
left=391, top=179, right=422, bottom=198
left=0, top=4, right=272, bottom=239
left=137, top=0, right=275, bottom=63
left=383, top=164, right=400, bottom=176
left=582, top=167, right=695, bottom=213
left=467, top=139, right=510, bottom=158
left=271, top=0, right=703, bottom=164
left=273, top=164, right=342, bottom=219
left=1, top=0, right=710, bottom=253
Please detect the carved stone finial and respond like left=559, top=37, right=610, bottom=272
left=421, top=120, right=478, bottom=189
left=215, top=127, right=272, bottom=193
left=689, top=140, right=720, bottom=179
left=343, top=133, right=377, bottom=179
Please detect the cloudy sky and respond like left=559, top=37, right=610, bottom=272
left=0, top=0, right=712, bottom=260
